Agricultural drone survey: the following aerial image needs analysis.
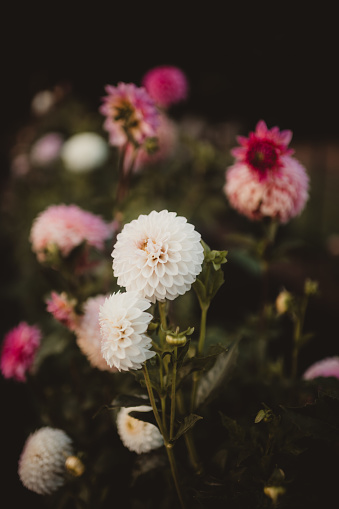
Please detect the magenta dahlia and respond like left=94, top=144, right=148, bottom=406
left=142, top=65, right=188, bottom=108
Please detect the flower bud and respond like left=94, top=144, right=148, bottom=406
left=275, top=289, right=292, bottom=315
left=304, top=278, right=318, bottom=296
left=65, top=456, right=85, bottom=477
left=166, top=334, right=187, bottom=346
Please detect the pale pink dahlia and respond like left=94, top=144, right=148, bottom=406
left=30, top=204, right=113, bottom=262
left=100, top=82, right=160, bottom=147
left=224, top=121, right=309, bottom=223
left=302, top=357, right=339, bottom=380
left=0, top=322, right=41, bottom=382
left=99, top=291, right=155, bottom=371
left=112, top=210, right=204, bottom=302
left=46, top=291, right=78, bottom=331
left=75, top=295, right=117, bottom=372
left=142, top=65, right=189, bottom=108
left=18, top=427, right=74, bottom=495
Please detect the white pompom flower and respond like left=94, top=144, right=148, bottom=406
left=99, top=291, right=155, bottom=371
left=116, top=405, right=164, bottom=454
left=112, top=210, right=204, bottom=303
left=61, top=132, right=109, bottom=173
left=18, top=427, right=74, bottom=495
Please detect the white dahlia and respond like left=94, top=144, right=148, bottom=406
left=112, top=210, right=204, bottom=302
left=18, top=427, right=74, bottom=495
left=99, top=291, right=155, bottom=371
left=116, top=405, right=163, bottom=454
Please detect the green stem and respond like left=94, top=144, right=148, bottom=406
left=170, top=347, right=178, bottom=440
left=291, top=295, right=309, bottom=378
left=142, top=364, right=186, bottom=509
left=176, top=390, right=203, bottom=474
left=197, top=304, right=209, bottom=355
left=158, top=300, right=167, bottom=348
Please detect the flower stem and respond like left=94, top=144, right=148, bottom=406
left=190, top=303, right=209, bottom=412
left=142, top=364, right=186, bottom=509
left=176, top=390, right=203, bottom=474
left=170, top=347, right=178, bottom=440
left=158, top=300, right=167, bottom=348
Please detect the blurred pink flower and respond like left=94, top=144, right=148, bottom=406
left=142, top=65, right=188, bottom=108
left=303, top=357, right=339, bottom=380
left=224, top=121, right=309, bottom=223
left=123, top=114, right=178, bottom=173
left=75, top=295, right=117, bottom=372
left=46, top=292, right=78, bottom=331
left=0, top=322, right=41, bottom=382
left=100, top=82, right=160, bottom=147
left=30, top=204, right=113, bottom=262
left=30, top=133, right=64, bottom=167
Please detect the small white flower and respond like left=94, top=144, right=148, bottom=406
left=116, top=405, right=163, bottom=454
left=18, top=427, right=74, bottom=495
left=61, top=132, right=109, bottom=173
left=99, top=291, right=155, bottom=371
left=112, top=210, right=204, bottom=303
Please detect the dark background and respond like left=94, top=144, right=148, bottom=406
left=1, top=3, right=338, bottom=507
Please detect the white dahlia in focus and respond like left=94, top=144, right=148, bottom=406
left=18, top=427, right=74, bottom=495
left=112, top=210, right=204, bottom=302
left=117, top=405, right=163, bottom=454
left=99, top=291, right=155, bottom=371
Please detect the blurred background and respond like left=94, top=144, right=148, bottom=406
left=1, top=3, right=338, bottom=506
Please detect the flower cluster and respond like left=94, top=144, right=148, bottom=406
left=0, top=322, right=41, bottom=382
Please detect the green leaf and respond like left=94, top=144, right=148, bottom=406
left=170, top=413, right=203, bottom=443
left=192, top=277, right=207, bottom=305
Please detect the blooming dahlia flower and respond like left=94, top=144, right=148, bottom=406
left=0, top=322, right=41, bottom=382
left=142, top=65, right=188, bottom=108
left=224, top=120, right=309, bottom=223
left=116, top=405, right=163, bottom=454
left=30, top=204, right=113, bottom=262
left=46, top=291, right=78, bottom=331
left=100, top=82, right=160, bottom=147
left=18, top=427, right=74, bottom=495
left=302, top=357, right=339, bottom=380
left=75, top=294, right=117, bottom=372
left=112, top=210, right=204, bottom=302
left=99, top=291, right=154, bottom=371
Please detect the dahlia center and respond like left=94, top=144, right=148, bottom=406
left=246, top=140, right=278, bottom=171
left=126, top=416, right=142, bottom=433
left=114, top=100, right=139, bottom=130
left=141, top=238, right=166, bottom=262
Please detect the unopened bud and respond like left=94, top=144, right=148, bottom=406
left=275, top=289, right=292, bottom=315
left=65, top=456, right=85, bottom=477
left=264, top=485, right=285, bottom=504
left=166, top=334, right=187, bottom=346
left=304, top=278, right=318, bottom=296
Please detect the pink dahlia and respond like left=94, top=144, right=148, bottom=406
left=46, top=292, right=78, bottom=331
left=142, top=65, right=188, bottom=108
left=0, top=322, right=41, bottom=382
left=224, top=121, right=309, bottom=223
left=302, top=357, right=339, bottom=380
left=30, top=204, right=113, bottom=262
left=100, top=82, right=160, bottom=147
left=75, top=295, right=117, bottom=372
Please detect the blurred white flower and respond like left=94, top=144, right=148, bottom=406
left=116, top=405, right=163, bottom=454
left=18, top=427, right=74, bottom=495
left=31, top=90, right=56, bottom=116
left=61, top=132, right=109, bottom=173
left=75, top=294, right=117, bottom=372
left=112, top=210, right=204, bottom=303
left=99, top=291, right=155, bottom=371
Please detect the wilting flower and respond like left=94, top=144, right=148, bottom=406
left=99, top=291, right=154, bottom=371
left=142, top=65, right=188, bottom=108
left=18, top=427, right=74, bottom=495
left=100, top=82, right=160, bottom=147
left=46, top=291, right=78, bottom=331
left=303, top=357, right=339, bottom=380
left=30, top=133, right=64, bottom=167
left=112, top=210, right=204, bottom=302
left=123, top=114, right=178, bottom=173
left=224, top=120, right=309, bottom=223
left=116, top=405, right=163, bottom=453
left=75, top=294, right=117, bottom=372
left=61, top=132, right=109, bottom=173
left=30, top=204, right=113, bottom=262
left=0, top=322, right=41, bottom=382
